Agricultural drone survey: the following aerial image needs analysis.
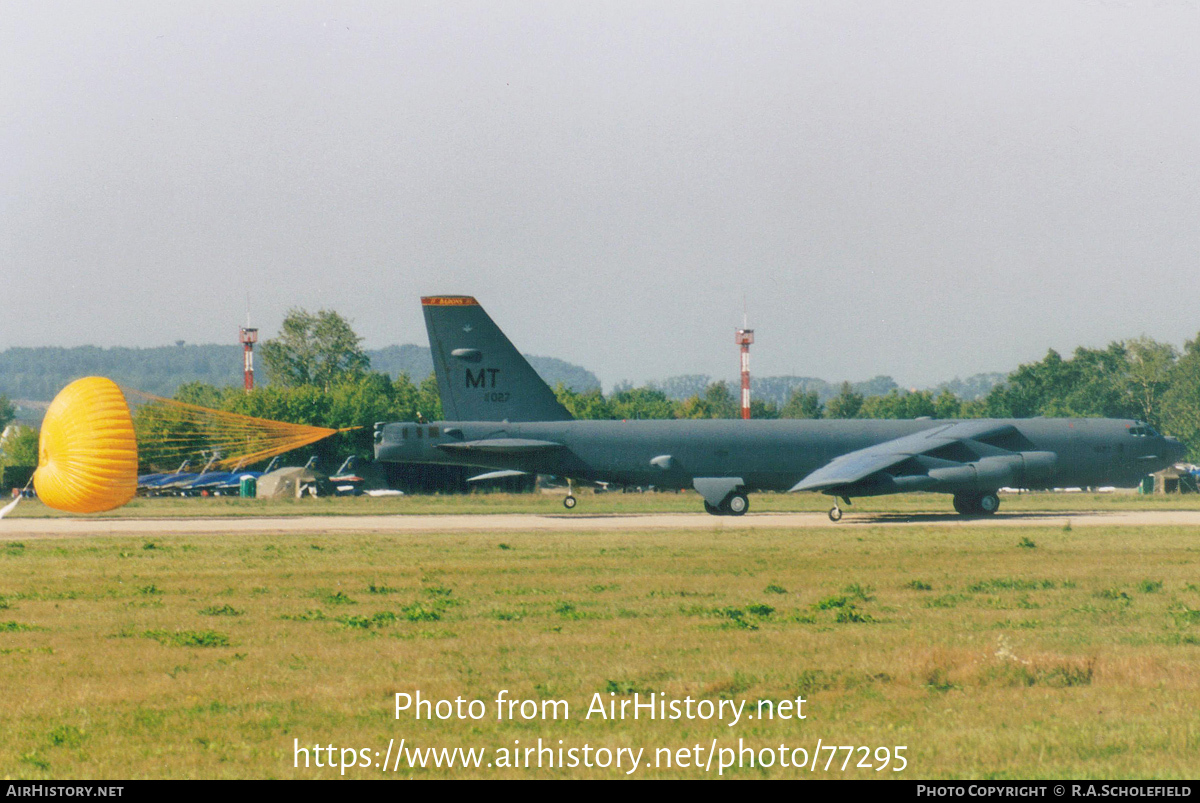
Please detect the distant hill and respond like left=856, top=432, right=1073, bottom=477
left=0, top=345, right=244, bottom=401
left=368, top=345, right=602, bottom=392
left=932, top=373, right=1006, bottom=402
left=0, top=343, right=998, bottom=408
left=646, top=374, right=902, bottom=406
left=0, top=344, right=602, bottom=401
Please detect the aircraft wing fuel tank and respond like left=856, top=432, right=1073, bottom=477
left=375, top=296, right=1188, bottom=520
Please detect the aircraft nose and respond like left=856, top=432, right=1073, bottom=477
left=1166, top=436, right=1187, bottom=463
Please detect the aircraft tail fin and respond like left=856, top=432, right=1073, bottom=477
left=422, top=296, right=574, bottom=422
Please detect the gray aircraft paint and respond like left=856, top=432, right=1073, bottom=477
left=422, top=296, right=572, bottom=423
left=376, top=297, right=1186, bottom=516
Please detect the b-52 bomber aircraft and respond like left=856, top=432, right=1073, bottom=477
left=374, top=296, right=1186, bottom=520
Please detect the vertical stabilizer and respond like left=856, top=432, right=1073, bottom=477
left=422, top=296, right=574, bottom=422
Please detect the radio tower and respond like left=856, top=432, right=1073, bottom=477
left=735, top=307, right=754, bottom=420
left=239, top=308, right=258, bottom=392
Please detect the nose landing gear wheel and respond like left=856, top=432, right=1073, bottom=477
left=563, top=495, right=577, bottom=509
left=828, top=506, right=843, bottom=522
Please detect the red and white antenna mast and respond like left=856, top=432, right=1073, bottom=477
left=239, top=307, right=258, bottom=392
left=735, top=306, right=754, bottom=420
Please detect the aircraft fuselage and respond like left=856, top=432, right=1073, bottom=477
left=375, top=416, right=1181, bottom=495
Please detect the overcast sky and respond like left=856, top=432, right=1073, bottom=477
left=4, top=1, right=1200, bottom=390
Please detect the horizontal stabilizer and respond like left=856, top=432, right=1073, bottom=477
left=436, top=438, right=563, bottom=453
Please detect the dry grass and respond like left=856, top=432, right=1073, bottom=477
left=2, top=523, right=1199, bottom=778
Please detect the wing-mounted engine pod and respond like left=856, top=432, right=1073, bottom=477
left=1018, top=451, right=1057, bottom=487
left=927, top=451, right=1056, bottom=492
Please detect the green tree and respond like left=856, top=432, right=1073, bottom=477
left=933, top=389, right=963, bottom=419
left=323, top=372, right=423, bottom=459
left=781, top=388, right=822, bottom=419
left=608, top=387, right=677, bottom=420
left=1057, top=343, right=1138, bottom=418
left=389, top=373, right=421, bottom=423
left=416, top=373, right=443, bottom=422
left=859, top=389, right=935, bottom=419
left=982, top=344, right=1138, bottom=420
left=749, top=398, right=780, bottom=419
left=1123, top=336, right=1177, bottom=427
left=983, top=349, right=1070, bottom=418
left=133, top=394, right=211, bottom=471
left=991, top=339, right=1185, bottom=425
left=956, top=397, right=990, bottom=419
left=554, top=384, right=612, bottom=419
left=678, top=381, right=739, bottom=419
left=260, top=309, right=370, bottom=390
left=0, top=395, right=14, bottom=432
left=1, top=425, right=39, bottom=466
left=824, top=382, right=864, bottom=419
left=174, top=381, right=234, bottom=409
left=1159, top=333, right=1200, bottom=459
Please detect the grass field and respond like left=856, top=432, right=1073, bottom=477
left=2, top=514, right=1199, bottom=778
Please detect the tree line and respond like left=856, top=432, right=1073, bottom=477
left=4, top=310, right=1200, bottom=471
left=0, top=340, right=599, bottom=402
left=554, top=334, right=1200, bottom=460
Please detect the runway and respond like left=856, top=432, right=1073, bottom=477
left=3, top=509, right=1200, bottom=538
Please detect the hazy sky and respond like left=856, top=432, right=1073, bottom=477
left=5, top=1, right=1200, bottom=390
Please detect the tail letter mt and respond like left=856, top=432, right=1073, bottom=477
left=466, top=369, right=501, bottom=388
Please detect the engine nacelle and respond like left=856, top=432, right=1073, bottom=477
left=1018, top=450, right=1057, bottom=488
left=926, top=451, right=1057, bottom=492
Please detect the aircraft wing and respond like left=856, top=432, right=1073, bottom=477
left=790, top=421, right=1028, bottom=493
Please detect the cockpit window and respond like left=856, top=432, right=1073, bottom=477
left=1129, top=425, right=1159, bottom=437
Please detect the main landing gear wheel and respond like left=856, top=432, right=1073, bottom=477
left=704, top=501, right=723, bottom=516
left=722, top=493, right=749, bottom=516
left=952, top=492, right=1000, bottom=516
left=563, top=495, right=577, bottom=509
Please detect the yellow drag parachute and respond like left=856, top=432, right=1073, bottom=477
left=33, top=377, right=138, bottom=513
